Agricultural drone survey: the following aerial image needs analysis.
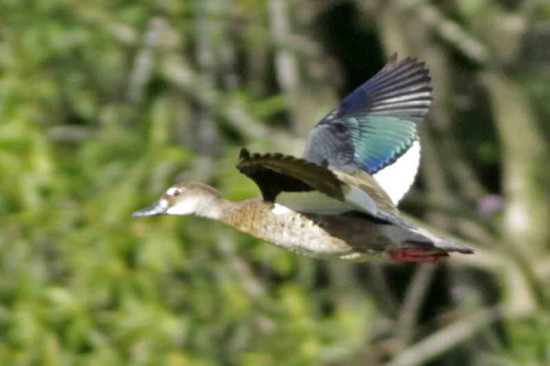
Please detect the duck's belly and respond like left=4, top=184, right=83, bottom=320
left=226, top=202, right=383, bottom=261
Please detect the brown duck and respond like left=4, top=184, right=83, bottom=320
left=133, top=56, right=473, bottom=263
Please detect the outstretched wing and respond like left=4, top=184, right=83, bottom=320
left=303, top=55, right=431, bottom=202
left=237, top=148, right=344, bottom=202
left=236, top=148, right=395, bottom=216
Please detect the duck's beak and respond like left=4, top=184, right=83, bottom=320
left=132, top=200, right=167, bottom=217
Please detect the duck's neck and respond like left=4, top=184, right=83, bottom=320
left=195, top=195, right=240, bottom=220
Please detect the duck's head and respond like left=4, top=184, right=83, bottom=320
left=132, top=182, right=223, bottom=218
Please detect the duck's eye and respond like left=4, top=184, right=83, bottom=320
left=167, top=187, right=182, bottom=196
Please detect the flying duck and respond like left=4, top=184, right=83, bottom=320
left=133, top=55, right=473, bottom=263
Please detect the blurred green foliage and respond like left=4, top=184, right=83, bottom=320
left=1, top=0, right=549, bottom=365
left=0, top=1, right=375, bottom=364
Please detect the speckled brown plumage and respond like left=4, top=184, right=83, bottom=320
left=133, top=181, right=472, bottom=263
left=221, top=197, right=451, bottom=261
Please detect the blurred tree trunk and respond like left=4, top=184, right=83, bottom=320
left=472, top=3, right=550, bottom=311
left=269, top=0, right=301, bottom=132
left=218, top=0, right=239, bottom=92
left=485, top=73, right=550, bottom=253
left=269, top=0, right=338, bottom=143
left=193, top=0, right=220, bottom=157
left=484, top=72, right=550, bottom=311
left=476, top=6, right=550, bottom=256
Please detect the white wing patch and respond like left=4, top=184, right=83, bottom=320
left=373, top=140, right=420, bottom=204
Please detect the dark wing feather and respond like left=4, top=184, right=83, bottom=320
left=237, top=148, right=344, bottom=202
left=304, top=55, right=432, bottom=174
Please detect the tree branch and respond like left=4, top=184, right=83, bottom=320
left=393, top=264, right=436, bottom=350
left=385, top=307, right=502, bottom=366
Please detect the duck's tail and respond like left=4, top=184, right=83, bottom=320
left=407, top=225, right=474, bottom=254
left=376, top=211, right=474, bottom=254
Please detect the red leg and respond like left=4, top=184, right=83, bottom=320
left=389, top=249, right=447, bottom=264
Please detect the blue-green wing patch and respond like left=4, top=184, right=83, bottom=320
left=348, top=116, right=418, bottom=174
left=304, top=55, right=431, bottom=175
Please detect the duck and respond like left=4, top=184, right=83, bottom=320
left=133, top=55, right=473, bottom=263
